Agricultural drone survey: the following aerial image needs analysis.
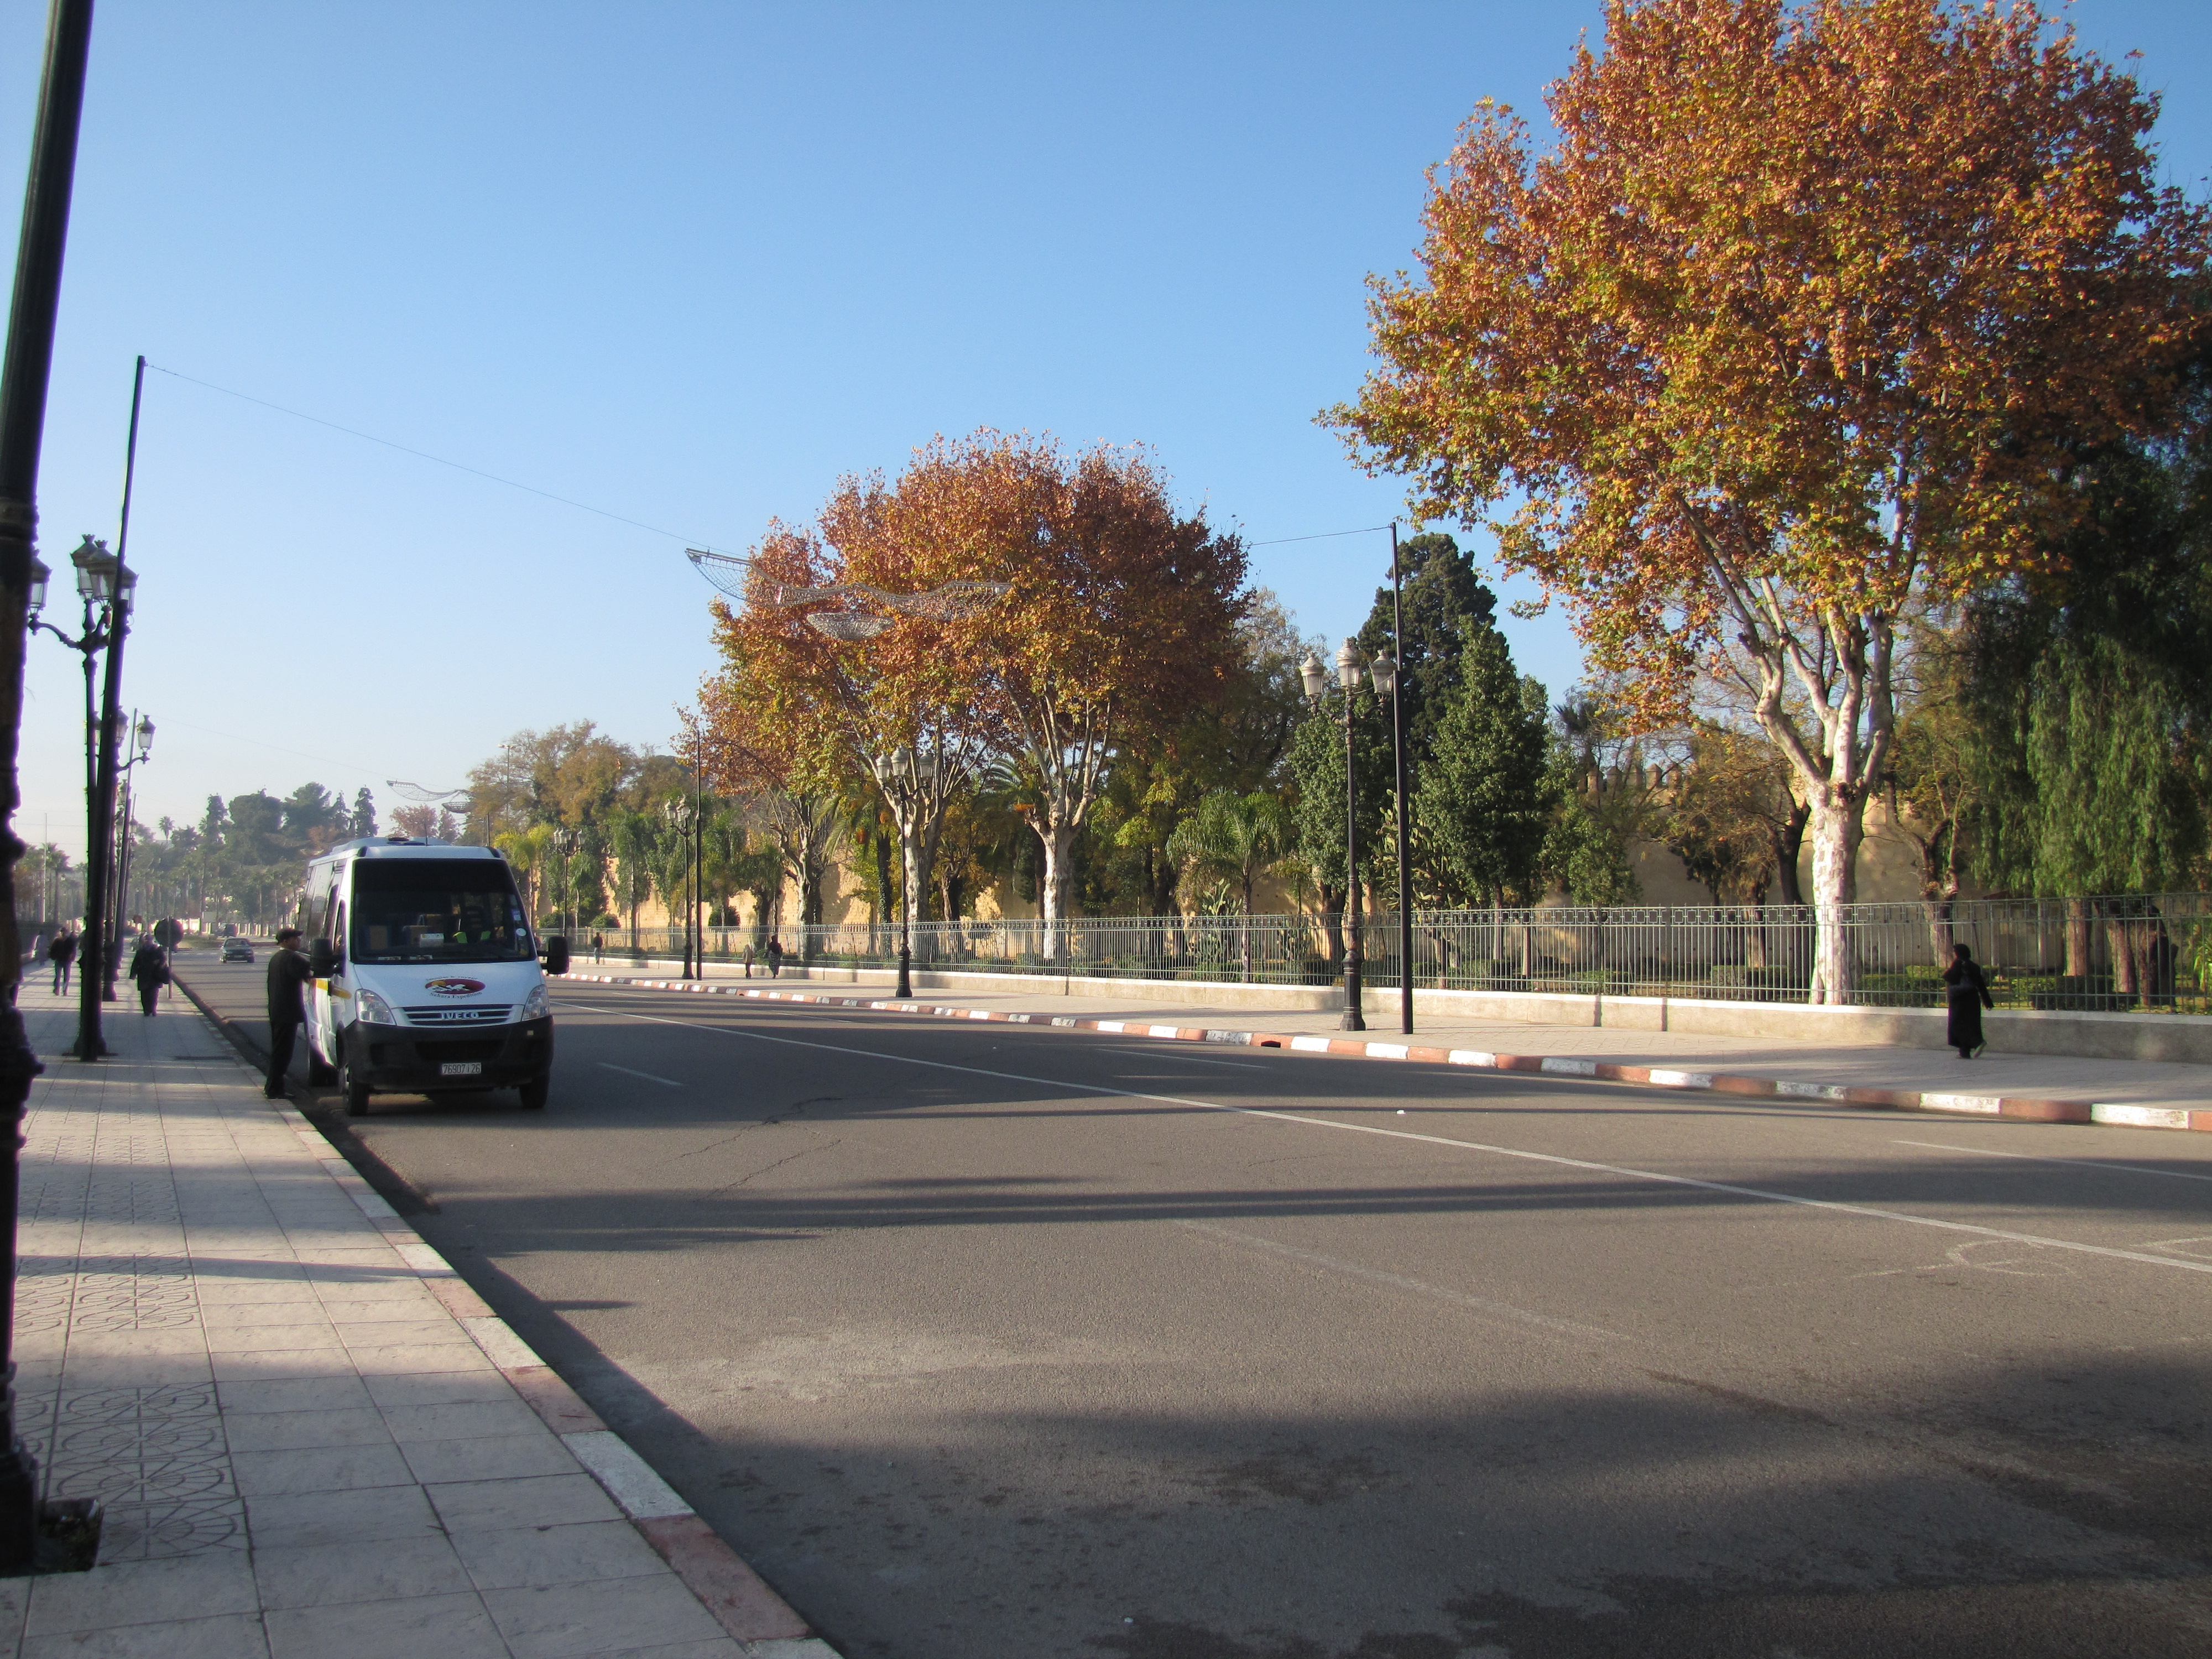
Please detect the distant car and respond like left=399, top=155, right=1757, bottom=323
left=220, top=938, right=254, bottom=964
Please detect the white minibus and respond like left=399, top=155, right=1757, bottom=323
left=298, top=837, right=570, bottom=1115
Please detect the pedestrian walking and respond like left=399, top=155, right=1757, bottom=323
left=592, top=931, right=603, bottom=964
left=766, top=937, right=783, bottom=978
left=265, top=927, right=314, bottom=1099
left=128, top=937, right=169, bottom=1016
left=47, top=927, right=76, bottom=995
left=1943, top=942, right=1994, bottom=1059
left=743, top=943, right=754, bottom=979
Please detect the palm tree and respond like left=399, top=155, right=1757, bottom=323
left=1167, top=790, right=1293, bottom=980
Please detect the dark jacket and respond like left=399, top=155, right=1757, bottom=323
left=128, top=943, right=168, bottom=985
left=1942, top=956, right=1994, bottom=1050
left=47, top=933, right=76, bottom=965
left=267, top=946, right=314, bottom=1025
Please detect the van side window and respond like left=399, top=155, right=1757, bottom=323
left=332, top=902, right=347, bottom=967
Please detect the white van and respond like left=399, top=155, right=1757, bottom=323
left=298, top=838, right=570, bottom=1116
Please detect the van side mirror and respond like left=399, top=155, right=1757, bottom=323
left=542, top=936, right=570, bottom=976
left=307, top=938, right=336, bottom=976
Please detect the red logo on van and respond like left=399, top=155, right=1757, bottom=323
left=424, top=978, right=486, bottom=997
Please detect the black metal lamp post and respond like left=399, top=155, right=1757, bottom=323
left=102, top=711, right=152, bottom=1004
left=552, top=827, right=577, bottom=940
left=27, top=538, right=110, bottom=1030
left=1386, top=521, right=1413, bottom=1035
left=0, top=0, right=101, bottom=1571
left=1368, top=644, right=1410, bottom=1034
left=1302, top=639, right=1404, bottom=1034
left=660, top=795, right=696, bottom=979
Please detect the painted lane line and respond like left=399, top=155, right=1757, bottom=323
left=599, top=1061, right=684, bottom=1088
left=1178, top=1220, right=1627, bottom=1340
left=564, top=1001, right=2212, bottom=1281
left=1892, top=1139, right=2212, bottom=1185
left=1101, top=1047, right=1268, bottom=1071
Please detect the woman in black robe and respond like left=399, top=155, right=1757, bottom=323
left=1942, top=942, right=1994, bottom=1058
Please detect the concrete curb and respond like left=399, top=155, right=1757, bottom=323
left=560, top=972, right=2212, bottom=1135
left=170, top=971, right=840, bottom=1657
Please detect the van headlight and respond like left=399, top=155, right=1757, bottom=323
left=358, top=989, right=397, bottom=1025
left=520, top=983, right=549, bottom=1022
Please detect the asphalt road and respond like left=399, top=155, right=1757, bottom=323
left=178, top=956, right=2212, bottom=1658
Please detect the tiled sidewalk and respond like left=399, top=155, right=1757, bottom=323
left=0, top=981, right=833, bottom=1658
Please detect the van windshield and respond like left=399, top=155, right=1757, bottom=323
left=348, top=860, right=533, bottom=965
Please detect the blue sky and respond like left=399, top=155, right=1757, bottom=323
left=0, top=1, right=2206, bottom=854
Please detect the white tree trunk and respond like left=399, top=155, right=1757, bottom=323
left=1034, top=819, right=1077, bottom=962
left=1806, top=787, right=1864, bottom=1005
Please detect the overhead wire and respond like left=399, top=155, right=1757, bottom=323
left=145, top=362, right=738, bottom=553
left=147, top=364, right=1397, bottom=562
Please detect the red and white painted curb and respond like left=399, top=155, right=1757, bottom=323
left=268, top=1105, right=839, bottom=1658
left=561, top=973, right=2211, bottom=1135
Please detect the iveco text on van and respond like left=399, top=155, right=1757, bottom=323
left=299, top=838, right=570, bottom=1115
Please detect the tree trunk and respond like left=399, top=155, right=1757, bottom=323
left=873, top=831, right=893, bottom=944
left=1317, top=880, right=1345, bottom=972
left=1806, top=790, right=1864, bottom=1005
left=1032, top=818, right=1077, bottom=961
left=899, top=825, right=931, bottom=966
left=2065, top=898, right=2091, bottom=978
left=1771, top=799, right=1811, bottom=907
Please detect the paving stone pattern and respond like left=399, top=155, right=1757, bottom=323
left=0, top=982, right=827, bottom=1659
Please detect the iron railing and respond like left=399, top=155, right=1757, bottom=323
left=560, top=893, right=2212, bottom=1014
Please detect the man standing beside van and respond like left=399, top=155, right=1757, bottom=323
left=47, top=926, right=76, bottom=994
left=265, top=927, right=312, bottom=1099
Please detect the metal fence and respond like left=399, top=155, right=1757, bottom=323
left=562, top=893, right=2212, bottom=1014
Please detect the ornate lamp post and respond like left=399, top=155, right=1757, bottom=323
left=660, top=795, right=696, bottom=979
left=102, top=711, right=152, bottom=1004
left=1302, top=639, right=1401, bottom=1032
left=552, top=826, right=578, bottom=938
left=29, top=535, right=131, bottom=1057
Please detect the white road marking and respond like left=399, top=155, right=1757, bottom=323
left=598, top=1062, right=682, bottom=1088
left=1100, top=1047, right=1267, bottom=1071
left=1178, top=1220, right=1626, bottom=1339
left=1893, top=1139, right=2212, bottom=1185
left=566, top=1000, right=2212, bottom=1280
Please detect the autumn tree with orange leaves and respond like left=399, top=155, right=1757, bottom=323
left=705, top=507, right=997, bottom=946
left=904, top=433, right=1247, bottom=950
left=705, top=431, right=1247, bottom=952
left=1333, top=0, right=2212, bottom=1001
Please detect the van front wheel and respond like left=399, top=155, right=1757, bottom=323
left=518, top=1073, right=549, bottom=1111
left=341, top=1048, right=371, bottom=1117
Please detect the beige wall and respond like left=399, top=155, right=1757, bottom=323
left=604, top=792, right=1970, bottom=929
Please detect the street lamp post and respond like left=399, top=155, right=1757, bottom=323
left=1303, top=639, right=1402, bottom=1033
left=1386, top=522, right=1413, bottom=1035
left=0, top=0, right=101, bottom=1570
left=661, top=795, right=697, bottom=980
left=103, top=711, right=152, bottom=1004
left=552, top=827, right=577, bottom=940
left=27, top=536, right=121, bottom=1052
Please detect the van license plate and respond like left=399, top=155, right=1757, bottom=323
left=440, top=1062, right=482, bottom=1077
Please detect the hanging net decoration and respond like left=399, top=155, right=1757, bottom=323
left=386, top=781, right=470, bottom=806
left=807, top=612, right=891, bottom=640
left=770, top=579, right=1011, bottom=620
left=685, top=547, right=1010, bottom=637
left=685, top=547, right=752, bottom=599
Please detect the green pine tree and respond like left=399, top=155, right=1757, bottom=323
left=1417, top=623, right=1553, bottom=905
